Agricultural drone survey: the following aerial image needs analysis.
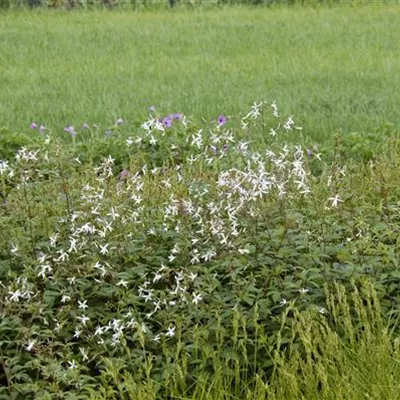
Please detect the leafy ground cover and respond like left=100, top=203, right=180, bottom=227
left=1, top=101, right=400, bottom=398
left=1, top=4, right=400, bottom=140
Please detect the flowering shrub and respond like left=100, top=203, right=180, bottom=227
left=1, top=101, right=400, bottom=397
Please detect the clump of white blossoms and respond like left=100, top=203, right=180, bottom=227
left=1, top=100, right=318, bottom=367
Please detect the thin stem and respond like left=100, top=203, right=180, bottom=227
left=22, top=176, right=36, bottom=255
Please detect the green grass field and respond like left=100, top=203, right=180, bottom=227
left=1, top=4, right=400, bottom=140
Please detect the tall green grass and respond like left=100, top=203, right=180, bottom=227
left=1, top=4, right=400, bottom=141
left=267, top=281, right=400, bottom=399
left=88, top=281, right=400, bottom=399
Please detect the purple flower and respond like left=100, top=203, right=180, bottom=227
left=82, top=123, right=90, bottom=130
left=39, top=125, right=45, bottom=134
left=222, top=144, right=229, bottom=152
left=116, top=118, right=124, bottom=126
left=64, top=125, right=77, bottom=138
left=30, top=122, right=37, bottom=130
left=306, top=148, right=313, bottom=157
left=163, top=117, right=172, bottom=129
left=119, top=169, right=129, bottom=180
left=171, top=113, right=183, bottom=120
left=217, top=115, right=227, bottom=126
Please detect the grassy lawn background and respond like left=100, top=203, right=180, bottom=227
left=1, top=4, right=399, bottom=140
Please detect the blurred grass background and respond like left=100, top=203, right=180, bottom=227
left=1, top=4, right=399, bottom=140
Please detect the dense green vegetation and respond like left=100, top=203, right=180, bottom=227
left=1, top=100, right=400, bottom=398
left=1, top=4, right=400, bottom=399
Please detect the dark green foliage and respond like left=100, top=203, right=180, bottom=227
left=0, top=128, right=38, bottom=160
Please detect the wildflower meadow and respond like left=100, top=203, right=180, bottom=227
left=1, top=3, right=400, bottom=400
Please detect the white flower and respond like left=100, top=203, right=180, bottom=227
left=192, top=293, right=203, bottom=305
left=153, top=273, right=162, bottom=283
left=166, top=326, right=175, bottom=337
left=117, top=279, right=128, bottom=288
left=187, top=155, right=197, bottom=164
left=190, top=252, right=200, bottom=265
left=202, top=249, right=216, bottom=262
left=280, top=298, right=287, bottom=306
left=67, top=277, right=76, bottom=285
left=49, top=233, right=58, bottom=247
left=37, top=264, right=52, bottom=279
left=153, top=301, right=161, bottom=312
left=126, top=319, right=138, bottom=329
left=171, top=244, right=180, bottom=254
left=37, top=254, right=46, bottom=263
left=26, top=339, right=35, bottom=352
left=10, top=244, right=18, bottom=255
left=329, top=194, right=343, bottom=208
left=244, top=101, right=262, bottom=119
left=153, top=334, right=162, bottom=343
left=93, top=261, right=102, bottom=269
left=271, top=101, right=279, bottom=117
left=90, top=206, right=100, bottom=215
left=93, top=326, right=104, bottom=337
left=0, top=160, right=9, bottom=175
left=283, top=116, right=295, bottom=131
left=79, top=347, right=89, bottom=361
left=54, top=250, right=69, bottom=263
left=77, top=315, right=90, bottom=325
left=78, top=300, right=88, bottom=310
left=107, top=207, right=120, bottom=221
left=188, top=272, right=197, bottom=281
left=68, top=237, right=78, bottom=253
left=61, top=295, right=71, bottom=303
left=149, top=135, right=157, bottom=146
left=68, top=360, right=77, bottom=370
left=99, top=244, right=109, bottom=255
left=8, top=289, right=22, bottom=302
